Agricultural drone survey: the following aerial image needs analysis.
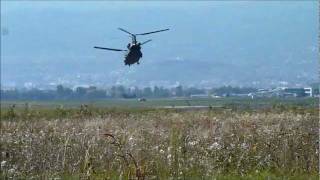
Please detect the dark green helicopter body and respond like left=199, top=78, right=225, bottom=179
left=94, top=28, right=169, bottom=66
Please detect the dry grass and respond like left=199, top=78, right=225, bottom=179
left=1, top=108, right=319, bottom=179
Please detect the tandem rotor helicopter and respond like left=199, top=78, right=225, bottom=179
left=94, top=28, right=169, bottom=66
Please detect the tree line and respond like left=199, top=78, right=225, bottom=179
left=1, top=85, right=259, bottom=100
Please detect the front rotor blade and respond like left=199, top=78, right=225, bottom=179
left=118, top=28, right=134, bottom=36
left=94, top=46, right=127, bottom=51
left=135, top=28, right=169, bottom=36
left=141, top=39, right=152, bottom=45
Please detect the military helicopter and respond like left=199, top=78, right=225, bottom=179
left=94, top=28, right=169, bottom=66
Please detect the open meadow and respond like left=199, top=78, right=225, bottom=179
left=1, top=98, right=319, bottom=179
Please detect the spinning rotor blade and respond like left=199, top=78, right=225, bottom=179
left=118, top=28, right=134, bottom=36
left=141, top=39, right=152, bottom=45
left=94, top=46, right=127, bottom=51
left=135, top=28, right=169, bottom=36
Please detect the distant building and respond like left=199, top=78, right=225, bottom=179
left=283, top=88, right=306, bottom=97
left=250, top=87, right=314, bottom=98
left=210, top=95, right=221, bottom=98
left=304, top=87, right=313, bottom=97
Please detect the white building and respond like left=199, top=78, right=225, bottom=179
left=304, top=87, right=313, bottom=97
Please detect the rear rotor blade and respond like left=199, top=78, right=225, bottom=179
left=141, top=39, right=152, bottom=45
left=135, top=28, right=169, bottom=36
left=94, top=46, right=127, bottom=51
left=118, top=28, right=134, bottom=36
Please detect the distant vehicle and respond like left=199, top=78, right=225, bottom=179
left=138, top=98, right=147, bottom=102
left=94, top=28, right=169, bottom=66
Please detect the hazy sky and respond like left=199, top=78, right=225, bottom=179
left=1, top=1, right=318, bottom=88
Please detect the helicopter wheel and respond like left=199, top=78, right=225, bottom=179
left=137, top=62, right=140, bottom=65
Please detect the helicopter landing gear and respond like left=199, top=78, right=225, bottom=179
left=137, top=61, right=140, bottom=65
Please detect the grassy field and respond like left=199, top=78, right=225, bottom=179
left=1, top=97, right=318, bottom=109
left=1, top=98, right=319, bottom=179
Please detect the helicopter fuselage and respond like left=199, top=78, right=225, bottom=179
left=94, top=28, right=169, bottom=66
left=124, top=44, right=143, bottom=66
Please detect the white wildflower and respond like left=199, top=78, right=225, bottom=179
left=241, top=142, right=248, bottom=149
left=188, top=141, right=197, bottom=146
left=167, top=154, right=172, bottom=159
left=1, top=161, right=6, bottom=168
left=8, top=168, right=15, bottom=174
left=209, top=142, right=221, bottom=150
left=128, top=136, right=134, bottom=142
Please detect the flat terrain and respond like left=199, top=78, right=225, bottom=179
left=1, top=97, right=317, bottom=109
left=1, top=98, right=319, bottom=179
